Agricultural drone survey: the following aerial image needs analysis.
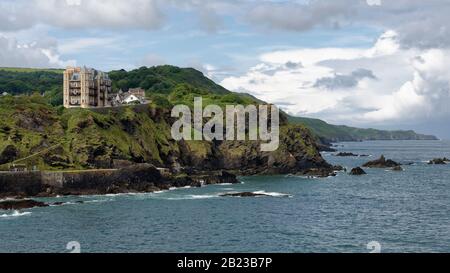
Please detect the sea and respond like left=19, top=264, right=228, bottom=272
left=0, top=140, right=449, bottom=253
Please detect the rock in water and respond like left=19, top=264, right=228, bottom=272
left=335, top=152, right=358, bottom=157
left=391, top=166, right=404, bottom=171
left=363, top=155, right=401, bottom=168
left=349, top=167, right=366, bottom=175
left=220, top=192, right=277, bottom=198
left=0, top=199, right=48, bottom=210
left=428, top=158, right=449, bottom=165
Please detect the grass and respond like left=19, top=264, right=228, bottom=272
left=0, top=67, right=64, bottom=73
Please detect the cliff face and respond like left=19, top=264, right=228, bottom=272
left=0, top=95, right=332, bottom=176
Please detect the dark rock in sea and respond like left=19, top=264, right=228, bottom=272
left=391, top=166, right=404, bottom=171
left=428, top=158, right=449, bottom=165
left=362, top=155, right=401, bottom=168
left=349, top=167, right=366, bottom=175
left=220, top=192, right=267, bottom=197
left=0, top=199, right=48, bottom=210
left=220, top=192, right=290, bottom=198
left=335, top=152, right=358, bottom=157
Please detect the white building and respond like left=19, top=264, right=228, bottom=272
left=123, top=94, right=142, bottom=104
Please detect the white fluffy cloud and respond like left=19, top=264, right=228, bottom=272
left=221, top=31, right=450, bottom=126
left=0, top=35, right=75, bottom=68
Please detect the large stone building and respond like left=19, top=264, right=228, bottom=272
left=63, top=67, right=112, bottom=108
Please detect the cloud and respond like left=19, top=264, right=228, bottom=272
left=246, top=0, right=357, bottom=32
left=59, top=37, right=120, bottom=54
left=0, top=0, right=164, bottom=31
left=0, top=35, right=74, bottom=68
left=220, top=31, right=450, bottom=128
left=138, top=53, right=166, bottom=67
left=363, top=49, right=450, bottom=121
left=314, top=68, right=377, bottom=89
left=243, top=0, right=450, bottom=49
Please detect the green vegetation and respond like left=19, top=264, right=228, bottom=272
left=0, top=67, right=63, bottom=73
left=109, top=65, right=229, bottom=95
left=0, top=64, right=437, bottom=167
left=0, top=68, right=63, bottom=106
left=289, top=116, right=438, bottom=142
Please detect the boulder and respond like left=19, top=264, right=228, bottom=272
left=220, top=192, right=267, bottom=197
left=428, top=158, right=449, bottom=165
left=335, top=152, right=358, bottom=157
left=349, top=167, right=366, bottom=175
left=0, top=199, right=48, bottom=210
left=363, top=155, right=401, bottom=168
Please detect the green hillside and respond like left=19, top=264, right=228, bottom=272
left=109, top=66, right=230, bottom=95
left=289, top=116, right=438, bottom=142
left=0, top=93, right=328, bottom=175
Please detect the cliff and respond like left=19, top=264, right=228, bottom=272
left=0, top=94, right=332, bottom=177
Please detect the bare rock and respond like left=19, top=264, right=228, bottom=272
left=363, top=155, right=401, bottom=168
left=0, top=199, right=48, bottom=210
left=349, top=167, right=366, bottom=175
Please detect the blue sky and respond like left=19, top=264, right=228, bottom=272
left=0, top=0, right=449, bottom=138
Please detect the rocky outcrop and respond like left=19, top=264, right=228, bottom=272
left=428, top=158, right=449, bottom=165
left=219, top=192, right=290, bottom=198
left=0, top=164, right=240, bottom=198
left=0, top=199, right=48, bottom=210
left=0, top=145, right=19, bottom=165
left=335, top=152, right=358, bottom=157
left=363, top=155, right=401, bottom=168
left=220, top=192, right=268, bottom=197
left=391, top=166, right=404, bottom=171
left=349, top=167, right=366, bottom=175
left=335, top=152, right=369, bottom=157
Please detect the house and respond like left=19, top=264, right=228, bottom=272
left=123, top=94, right=143, bottom=104
left=1, top=92, right=9, bottom=96
left=128, top=88, right=145, bottom=98
left=109, top=87, right=147, bottom=106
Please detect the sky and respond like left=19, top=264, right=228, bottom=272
left=0, top=0, right=450, bottom=138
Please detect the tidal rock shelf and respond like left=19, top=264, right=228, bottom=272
left=0, top=164, right=238, bottom=199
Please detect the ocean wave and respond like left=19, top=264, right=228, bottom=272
left=252, top=191, right=293, bottom=198
left=164, top=194, right=219, bottom=200
left=0, top=210, right=32, bottom=218
left=84, top=199, right=113, bottom=204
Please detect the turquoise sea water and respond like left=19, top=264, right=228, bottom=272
left=0, top=140, right=449, bottom=253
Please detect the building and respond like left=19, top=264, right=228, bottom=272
left=63, top=67, right=112, bottom=108
left=123, top=94, right=142, bottom=104
left=128, top=88, right=145, bottom=98
left=109, top=88, right=147, bottom=106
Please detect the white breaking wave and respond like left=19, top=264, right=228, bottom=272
left=164, top=194, right=219, bottom=200
left=252, top=191, right=293, bottom=198
left=0, top=210, right=32, bottom=218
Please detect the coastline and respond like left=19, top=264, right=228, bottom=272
left=0, top=164, right=239, bottom=200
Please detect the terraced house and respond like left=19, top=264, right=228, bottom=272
left=63, top=67, right=112, bottom=108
